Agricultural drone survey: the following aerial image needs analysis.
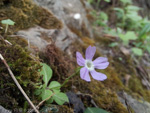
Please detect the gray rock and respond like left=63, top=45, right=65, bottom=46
left=16, top=0, right=93, bottom=52
left=118, top=92, right=150, bottom=113
left=17, top=26, right=77, bottom=51
left=66, top=91, right=85, bottom=113
left=0, top=105, right=11, bottom=113
left=33, top=0, right=93, bottom=38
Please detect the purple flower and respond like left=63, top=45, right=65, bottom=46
left=76, top=46, right=109, bottom=82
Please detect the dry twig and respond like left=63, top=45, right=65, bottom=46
left=28, top=93, right=55, bottom=113
left=0, top=53, right=39, bottom=113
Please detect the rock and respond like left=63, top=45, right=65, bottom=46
left=16, top=0, right=93, bottom=52
left=17, top=26, right=77, bottom=51
left=66, top=92, right=85, bottom=113
left=120, top=47, right=130, bottom=56
left=0, top=105, right=11, bottom=113
left=33, top=0, right=93, bottom=38
left=118, top=92, right=150, bottom=113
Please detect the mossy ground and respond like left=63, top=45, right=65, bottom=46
left=0, top=0, right=149, bottom=113
left=39, top=40, right=128, bottom=113
left=0, top=0, right=63, bottom=111
left=0, top=37, right=41, bottom=109
left=0, top=0, right=62, bottom=34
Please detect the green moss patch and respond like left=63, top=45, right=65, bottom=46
left=0, top=0, right=62, bottom=33
left=0, top=38, right=41, bottom=109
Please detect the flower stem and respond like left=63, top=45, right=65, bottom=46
left=61, top=67, right=81, bottom=88
left=5, top=24, right=8, bottom=33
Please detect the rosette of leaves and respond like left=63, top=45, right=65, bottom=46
left=35, top=63, right=69, bottom=105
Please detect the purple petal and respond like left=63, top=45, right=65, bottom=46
left=94, top=62, right=109, bottom=69
left=80, top=67, right=91, bottom=82
left=93, top=57, right=108, bottom=64
left=85, top=46, right=96, bottom=60
left=90, top=70, right=107, bottom=81
left=76, top=52, right=85, bottom=66
left=93, top=57, right=109, bottom=69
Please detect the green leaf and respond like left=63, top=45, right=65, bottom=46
left=139, top=23, right=150, bottom=39
left=48, top=81, right=61, bottom=94
left=131, top=47, right=143, bottom=56
left=34, top=89, right=42, bottom=95
left=104, top=0, right=110, bottom=2
left=87, top=0, right=94, bottom=4
left=109, top=42, right=118, bottom=47
left=41, top=89, right=53, bottom=100
left=1, top=19, right=15, bottom=25
left=48, top=81, right=61, bottom=89
left=146, top=45, right=150, bottom=54
left=40, top=63, right=52, bottom=87
left=84, top=107, right=109, bottom=113
left=126, top=11, right=142, bottom=22
left=120, top=0, right=132, bottom=4
left=126, top=5, right=140, bottom=11
left=46, top=97, right=54, bottom=104
left=53, top=93, right=69, bottom=105
left=114, top=8, right=124, bottom=14
left=119, top=31, right=137, bottom=45
left=99, top=12, right=108, bottom=22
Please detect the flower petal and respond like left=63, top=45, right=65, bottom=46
left=85, top=46, right=96, bottom=60
left=93, top=57, right=108, bottom=64
left=90, top=70, right=107, bottom=81
left=93, top=57, right=109, bottom=69
left=80, top=67, right=91, bottom=82
left=94, top=62, right=109, bottom=69
left=76, top=52, right=85, bottom=66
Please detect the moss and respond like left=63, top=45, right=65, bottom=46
left=95, top=35, right=150, bottom=110
left=81, top=36, right=95, bottom=46
left=89, top=81, right=127, bottom=113
left=41, top=43, right=75, bottom=83
left=71, top=76, right=127, bottom=113
left=0, top=0, right=62, bottom=33
left=46, top=40, right=127, bottom=112
left=58, top=105, right=74, bottom=113
left=128, top=75, right=150, bottom=102
left=0, top=38, right=41, bottom=109
left=68, top=22, right=91, bottom=38
left=40, top=104, right=74, bottom=113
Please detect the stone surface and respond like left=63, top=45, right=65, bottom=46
left=16, top=0, right=93, bottom=52
left=0, top=105, right=11, bottom=113
left=119, top=92, right=150, bottom=113
left=66, top=92, right=85, bottom=113
left=33, top=0, right=93, bottom=38
left=15, top=0, right=95, bottom=52
left=17, top=26, right=77, bottom=51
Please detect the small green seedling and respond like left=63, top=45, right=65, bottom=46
left=1, top=19, right=15, bottom=33
left=35, top=63, right=69, bottom=105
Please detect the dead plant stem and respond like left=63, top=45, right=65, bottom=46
left=0, top=53, right=39, bottom=113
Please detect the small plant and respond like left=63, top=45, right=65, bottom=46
left=35, top=63, right=69, bottom=105
left=84, top=107, right=109, bottom=113
left=91, top=10, right=108, bottom=27
left=1, top=19, right=15, bottom=33
left=119, top=31, right=137, bottom=45
left=131, top=47, right=143, bottom=56
left=114, top=0, right=142, bottom=30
